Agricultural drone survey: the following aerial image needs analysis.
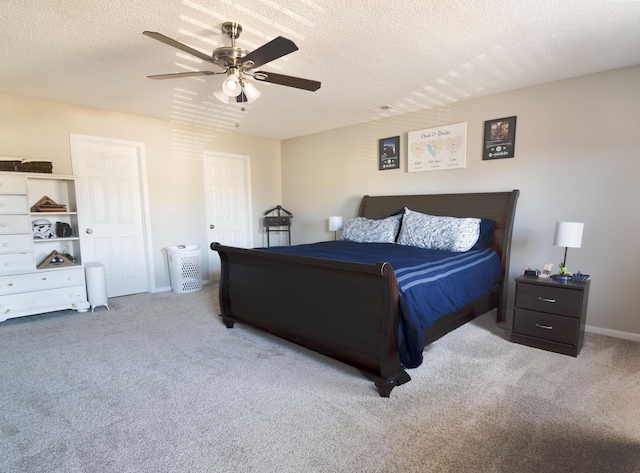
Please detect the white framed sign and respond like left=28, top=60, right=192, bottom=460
left=407, top=122, right=467, bottom=172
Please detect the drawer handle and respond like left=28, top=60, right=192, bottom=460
left=536, top=323, right=554, bottom=330
left=538, top=297, right=556, bottom=303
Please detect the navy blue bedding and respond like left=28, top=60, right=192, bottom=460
left=260, top=241, right=502, bottom=368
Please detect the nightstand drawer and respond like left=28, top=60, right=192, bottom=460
left=513, top=309, right=580, bottom=346
left=515, top=283, right=583, bottom=317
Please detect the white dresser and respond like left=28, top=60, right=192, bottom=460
left=0, top=172, right=89, bottom=322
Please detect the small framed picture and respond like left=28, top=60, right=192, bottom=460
left=483, top=116, right=517, bottom=160
left=379, top=136, right=400, bottom=170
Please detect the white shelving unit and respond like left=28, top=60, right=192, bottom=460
left=0, top=171, right=89, bottom=322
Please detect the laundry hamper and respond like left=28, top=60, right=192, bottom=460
left=166, top=245, right=202, bottom=293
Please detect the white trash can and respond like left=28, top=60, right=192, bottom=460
left=84, top=261, right=110, bottom=312
left=166, top=245, right=202, bottom=293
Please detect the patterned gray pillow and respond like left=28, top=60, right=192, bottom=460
left=340, top=214, right=402, bottom=243
left=397, top=208, right=480, bottom=251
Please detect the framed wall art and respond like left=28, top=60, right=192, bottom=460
left=407, top=122, right=467, bottom=172
left=378, top=136, right=400, bottom=170
left=483, top=116, right=517, bottom=160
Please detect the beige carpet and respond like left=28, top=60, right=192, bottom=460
left=1, top=285, right=638, bottom=472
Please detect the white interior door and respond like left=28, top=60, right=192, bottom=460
left=203, top=151, right=252, bottom=281
left=70, top=134, right=150, bottom=297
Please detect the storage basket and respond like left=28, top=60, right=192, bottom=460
left=0, top=160, right=53, bottom=173
left=166, top=245, right=202, bottom=293
left=0, top=160, right=21, bottom=171
left=18, top=161, right=53, bottom=173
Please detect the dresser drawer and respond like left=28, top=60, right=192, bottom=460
left=0, top=253, right=34, bottom=275
left=0, top=195, right=29, bottom=214
left=515, top=283, right=583, bottom=317
left=0, top=174, right=28, bottom=194
left=0, top=285, right=88, bottom=319
left=0, top=234, right=32, bottom=254
left=513, top=308, right=580, bottom=346
left=0, top=266, right=85, bottom=295
left=0, top=214, right=31, bottom=234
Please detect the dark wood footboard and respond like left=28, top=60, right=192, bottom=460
left=212, top=242, right=410, bottom=396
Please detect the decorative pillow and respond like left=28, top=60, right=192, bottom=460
left=397, top=208, right=481, bottom=252
left=340, top=214, right=402, bottom=243
left=471, top=219, right=496, bottom=250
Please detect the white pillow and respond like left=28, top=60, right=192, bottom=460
left=397, top=208, right=480, bottom=252
left=340, top=214, right=402, bottom=243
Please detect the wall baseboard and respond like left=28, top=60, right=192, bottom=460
left=585, top=325, right=640, bottom=343
left=153, top=286, right=172, bottom=293
left=151, top=280, right=211, bottom=294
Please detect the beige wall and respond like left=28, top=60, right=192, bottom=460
left=0, top=94, right=282, bottom=291
left=2, top=66, right=638, bottom=338
left=281, top=65, right=640, bottom=338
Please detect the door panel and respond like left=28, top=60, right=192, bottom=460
left=71, top=136, right=149, bottom=297
left=204, top=152, right=252, bottom=281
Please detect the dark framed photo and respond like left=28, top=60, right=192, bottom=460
left=483, top=116, right=517, bottom=160
left=379, top=136, right=400, bottom=170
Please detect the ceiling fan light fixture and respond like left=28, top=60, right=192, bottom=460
left=222, top=71, right=242, bottom=97
left=144, top=22, right=321, bottom=105
left=213, top=89, right=231, bottom=104
left=242, top=81, right=261, bottom=103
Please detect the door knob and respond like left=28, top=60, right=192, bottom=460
left=210, top=225, right=215, bottom=229
left=86, top=228, right=93, bottom=234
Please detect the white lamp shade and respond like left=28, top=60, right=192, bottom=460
left=242, top=81, right=261, bottom=103
left=553, top=221, right=584, bottom=248
left=222, top=74, right=242, bottom=97
left=329, top=216, right=343, bottom=232
left=213, top=89, right=231, bottom=103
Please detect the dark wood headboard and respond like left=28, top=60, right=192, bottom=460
left=358, top=190, right=520, bottom=314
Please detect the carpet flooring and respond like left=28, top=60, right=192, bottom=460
left=1, top=286, right=639, bottom=472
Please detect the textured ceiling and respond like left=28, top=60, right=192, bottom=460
left=2, top=0, right=640, bottom=140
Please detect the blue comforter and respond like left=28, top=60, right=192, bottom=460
left=260, top=241, right=502, bottom=368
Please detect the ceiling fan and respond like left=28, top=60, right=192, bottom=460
left=143, top=22, right=321, bottom=104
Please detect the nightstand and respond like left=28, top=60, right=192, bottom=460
left=511, top=275, right=590, bottom=356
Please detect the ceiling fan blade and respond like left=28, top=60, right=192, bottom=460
left=147, top=71, right=221, bottom=80
left=143, top=31, right=213, bottom=63
left=253, top=71, right=321, bottom=91
left=241, top=37, right=298, bottom=69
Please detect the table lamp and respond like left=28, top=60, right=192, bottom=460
left=329, top=216, right=343, bottom=240
left=553, top=221, right=584, bottom=277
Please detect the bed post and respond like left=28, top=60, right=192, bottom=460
left=367, top=262, right=410, bottom=397
left=496, top=189, right=519, bottom=323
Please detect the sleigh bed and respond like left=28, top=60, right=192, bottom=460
left=211, top=190, right=519, bottom=397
